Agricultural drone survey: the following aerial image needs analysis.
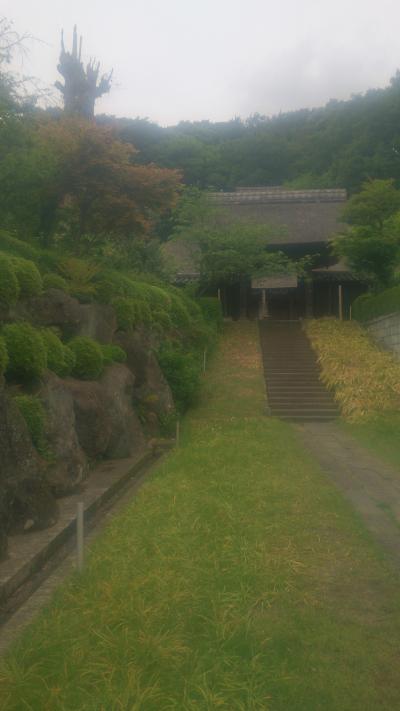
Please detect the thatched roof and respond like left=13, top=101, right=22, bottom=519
left=209, top=188, right=347, bottom=245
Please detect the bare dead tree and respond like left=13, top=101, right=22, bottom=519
left=55, top=25, right=113, bottom=118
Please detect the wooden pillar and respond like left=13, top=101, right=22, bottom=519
left=338, top=284, right=343, bottom=321
left=259, top=289, right=269, bottom=319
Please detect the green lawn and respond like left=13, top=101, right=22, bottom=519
left=342, top=413, right=400, bottom=472
left=1, top=322, right=400, bottom=710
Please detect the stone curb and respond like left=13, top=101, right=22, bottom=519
left=0, top=448, right=162, bottom=616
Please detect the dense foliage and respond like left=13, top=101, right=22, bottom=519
left=353, top=286, right=400, bottom=321
left=2, top=322, right=47, bottom=382
left=100, top=73, right=400, bottom=193
left=68, top=336, right=104, bottom=380
left=333, top=180, right=400, bottom=288
left=0, top=253, right=19, bottom=306
left=40, top=328, right=75, bottom=377
left=305, top=318, right=400, bottom=420
left=0, top=335, right=8, bottom=375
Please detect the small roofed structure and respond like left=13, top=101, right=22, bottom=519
left=165, top=187, right=365, bottom=320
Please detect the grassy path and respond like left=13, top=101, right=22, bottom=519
left=1, top=322, right=400, bottom=710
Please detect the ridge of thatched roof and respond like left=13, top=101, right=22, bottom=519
left=210, top=188, right=346, bottom=205
left=210, top=186, right=347, bottom=245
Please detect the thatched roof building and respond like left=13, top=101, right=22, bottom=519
left=164, top=187, right=364, bottom=319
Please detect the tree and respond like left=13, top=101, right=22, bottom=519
left=36, top=117, right=182, bottom=252
left=333, top=180, right=400, bottom=288
left=168, top=188, right=302, bottom=313
left=55, top=26, right=112, bottom=118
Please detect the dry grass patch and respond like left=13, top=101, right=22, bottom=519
left=305, top=317, right=400, bottom=420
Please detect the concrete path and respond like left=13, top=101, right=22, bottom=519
left=295, top=421, right=400, bottom=565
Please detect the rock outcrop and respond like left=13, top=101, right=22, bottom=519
left=9, top=289, right=117, bottom=344
left=116, top=331, right=174, bottom=432
left=64, top=364, right=146, bottom=460
left=0, top=379, right=58, bottom=557
left=40, top=371, right=88, bottom=495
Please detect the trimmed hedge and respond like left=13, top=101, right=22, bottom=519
left=14, top=395, right=47, bottom=455
left=3, top=322, right=47, bottom=382
left=69, top=336, right=104, bottom=380
left=11, top=257, right=43, bottom=297
left=101, top=344, right=127, bottom=366
left=0, top=336, right=9, bottom=375
left=0, top=254, right=19, bottom=307
left=157, top=344, right=201, bottom=413
left=353, top=286, right=400, bottom=322
left=43, top=273, right=69, bottom=292
left=40, top=328, right=74, bottom=377
left=112, top=297, right=152, bottom=331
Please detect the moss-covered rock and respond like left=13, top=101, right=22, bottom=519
left=14, top=395, right=48, bottom=455
left=3, top=321, right=47, bottom=382
left=68, top=336, right=104, bottom=380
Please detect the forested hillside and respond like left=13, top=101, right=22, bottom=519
left=101, top=72, right=400, bottom=193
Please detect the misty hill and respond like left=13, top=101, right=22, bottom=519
left=99, top=73, right=400, bottom=193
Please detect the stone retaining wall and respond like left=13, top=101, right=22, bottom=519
left=366, top=311, right=400, bottom=358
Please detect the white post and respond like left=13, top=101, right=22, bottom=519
left=176, top=419, right=180, bottom=447
left=77, top=502, right=84, bottom=572
left=338, top=284, right=343, bottom=321
left=217, top=288, right=221, bottom=301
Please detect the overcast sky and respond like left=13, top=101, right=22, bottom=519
left=4, top=0, right=400, bottom=126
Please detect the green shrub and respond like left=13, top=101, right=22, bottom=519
left=353, top=286, right=400, bottom=322
left=62, top=346, right=76, bottom=375
left=167, top=292, right=192, bottom=331
left=14, top=395, right=48, bottom=455
left=157, top=344, right=201, bottom=413
left=68, top=336, right=104, bottom=380
left=43, top=273, right=68, bottom=292
left=11, top=257, right=43, bottom=298
left=3, top=322, right=47, bottom=382
left=40, top=328, right=74, bottom=377
left=0, top=254, right=19, bottom=307
left=152, top=309, right=173, bottom=331
left=101, top=344, right=127, bottom=366
left=199, top=297, right=223, bottom=330
left=112, top=297, right=152, bottom=331
left=0, top=231, right=40, bottom=261
left=0, top=336, right=9, bottom=375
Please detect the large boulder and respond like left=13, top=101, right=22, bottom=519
left=76, top=303, right=117, bottom=344
left=9, top=288, right=81, bottom=339
left=65, top=364, right=146, bottom=460
left=116, top=331, right=174, bottom=432
left=9, top=290, right=117, bottom=344
left=0, top=380, right=58, bottom=557
left=100, top=364, right=146, bottom=458
left=40, top=372, right=88, bottom=496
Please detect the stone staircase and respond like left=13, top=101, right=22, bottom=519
left=259, top=320, right=340, bottom=421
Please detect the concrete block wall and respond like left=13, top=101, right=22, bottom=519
left=366, top=312, right=400, bottom=358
